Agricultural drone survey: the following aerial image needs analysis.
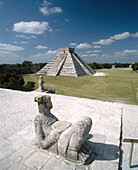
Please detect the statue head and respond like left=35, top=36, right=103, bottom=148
left=34, top=95, right=53, bottom=114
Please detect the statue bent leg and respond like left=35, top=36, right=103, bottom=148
left=58, top=116, right=92, bottom=164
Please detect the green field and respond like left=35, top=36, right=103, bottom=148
left=24, top=69, right=138, bottom=105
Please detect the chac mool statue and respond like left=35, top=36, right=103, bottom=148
left=34, top=95, right=93, bottom=164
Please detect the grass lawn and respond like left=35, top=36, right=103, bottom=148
left=24, top=69, right=138, bottom=105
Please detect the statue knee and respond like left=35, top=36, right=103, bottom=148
left=75, top=116, right=92, bottom=134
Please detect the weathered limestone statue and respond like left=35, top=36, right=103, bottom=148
left=38, top=76, right=45, bottom=92
left=34, top=95, right=93, bottom=164
left=112, top=65, right=115, bottom=69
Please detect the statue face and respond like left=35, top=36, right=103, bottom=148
left=38, top=99, right=53, bottom=114
left=46, top=99, right=53, bottom=110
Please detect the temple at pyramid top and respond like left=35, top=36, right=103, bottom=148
left=59, top=47, right=75, bottom=53
left=37, top=47, right=95, bottom=77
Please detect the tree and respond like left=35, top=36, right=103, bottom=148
left=102, top=63, right=112, bottom=69
left=132, top=63, right=138, bottom=71
left=0, top=72, right=25, bottom=90
left=22, top=61, right=33, bottom=66
left=89, top=62, right=102, bottom=69
left=24, top=81, right=35, bottom=91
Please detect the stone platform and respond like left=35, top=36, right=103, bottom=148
left=0, top=88, right=137, bottom=170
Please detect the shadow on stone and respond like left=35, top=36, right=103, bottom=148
left=85, top=140, right=120, bottom=165
left=86, top=134, right=93, bottom=140
left=130, top=164, right=138, bottom=169
left=46, top=88, right=55, bottom=94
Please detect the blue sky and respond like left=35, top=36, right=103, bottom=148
left=0, top=0, right=137, bottom=64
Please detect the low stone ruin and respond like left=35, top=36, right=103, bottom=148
left=34, top=95, right=93, bottom=164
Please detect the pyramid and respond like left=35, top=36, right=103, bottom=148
left=37, top=47, right=95, bottom=77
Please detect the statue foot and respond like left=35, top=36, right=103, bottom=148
left=64, top=143, right=93, bottom=165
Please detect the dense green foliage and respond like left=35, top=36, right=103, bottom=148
left=132, top=63, right=138, bottom=71
left=88, top=62, right=130, bottom=69
left=113, top=63, right=130, bottom=68
left=0, top=72, right=25, bottom=90
left=0, top=61, right=46, bottom=75
left=0, top=72, right=35, bottom=91
left=24, top=81, right=35, bottom=91
left=0, top=61, right=44, bottom=91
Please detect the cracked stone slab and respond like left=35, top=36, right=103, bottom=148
left=8, top=162, right=31, bottom=170
left=0, top=157, right=14, bottom=170
left=9, top=146, right=35, bottom=163
left=41, top=157, right=76, bottom=170
left=24, top=151, right=51, bottom=169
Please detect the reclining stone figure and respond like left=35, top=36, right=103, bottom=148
left=34, top=95, right=92, bottom=164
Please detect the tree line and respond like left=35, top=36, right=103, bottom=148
left=88, top=62, right=131, bottom=69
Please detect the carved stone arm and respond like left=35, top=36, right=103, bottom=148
left=34, top=116, right=44, bottom=145
left=40, top=130, right=60, bottom=149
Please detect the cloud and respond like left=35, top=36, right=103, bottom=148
left=114, top=49, right=138, bottom=58
left=0, top=43, right=24, bottom=51
left=65, top=18, right=69, bottom=22
left=13, top=21, right=50, bottom=35
left=29, top=50, right=58, bottom=63
left=46, top=50, right=58, bottom=55
left=0, top=50, right=21, bottom=64
left=69, top=43, right=77, bottom=46
left=131, top=32, right=138, bottom=38
left=86, top=50, right=101, bottom=53
left=100, top=49, right=138, bottom=63
left=39, top=1, right=62, bottom=16
left=0, top=50, right=15, bottom=55
left=16, top=35, right=37, bottom=39
left=21, top=41, right=28, bottom=44
left=89, top=54, right=99, bottom=57
left=93, top=39, right=114, bottom=45
left=81, top=53, right=99, bottom=57
left=86, top=50, right=93, bottom=54
left=40, top=7, right=62, bottom=16
left=110, top=32, right=131, bottom=40
left=123, top=49, right=138, bottom=53
left=76, top=43, right=92, bottom=49
left=35, top=45, right=48, bottom=49
left=93, top=50, right=102, bottom=53
left=92, top=31, right=138, bottom=47
left=93, top=45, right=101, bottom=48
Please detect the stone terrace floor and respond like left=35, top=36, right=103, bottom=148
left=0, top=88, right=138, bottom=170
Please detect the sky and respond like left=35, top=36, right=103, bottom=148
left=0, top=0, right=138, bottom=64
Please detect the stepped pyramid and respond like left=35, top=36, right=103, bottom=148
left=37, top=47, right=95, bottom=77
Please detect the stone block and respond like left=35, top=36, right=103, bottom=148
left=41, top=157, right=75, bottom=170
left=0, top=146, right=15, bottom=160
left=8, top=163, right=31, bottom=170
left=0, top=157, right=14, bottom=170
left=91, top=160, right=118, bottom=170
left=24, top=151, right=51, bottom=169
left=0, top=136, right=11, bottom=151
left=9, top=146, right=35, bottom=163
